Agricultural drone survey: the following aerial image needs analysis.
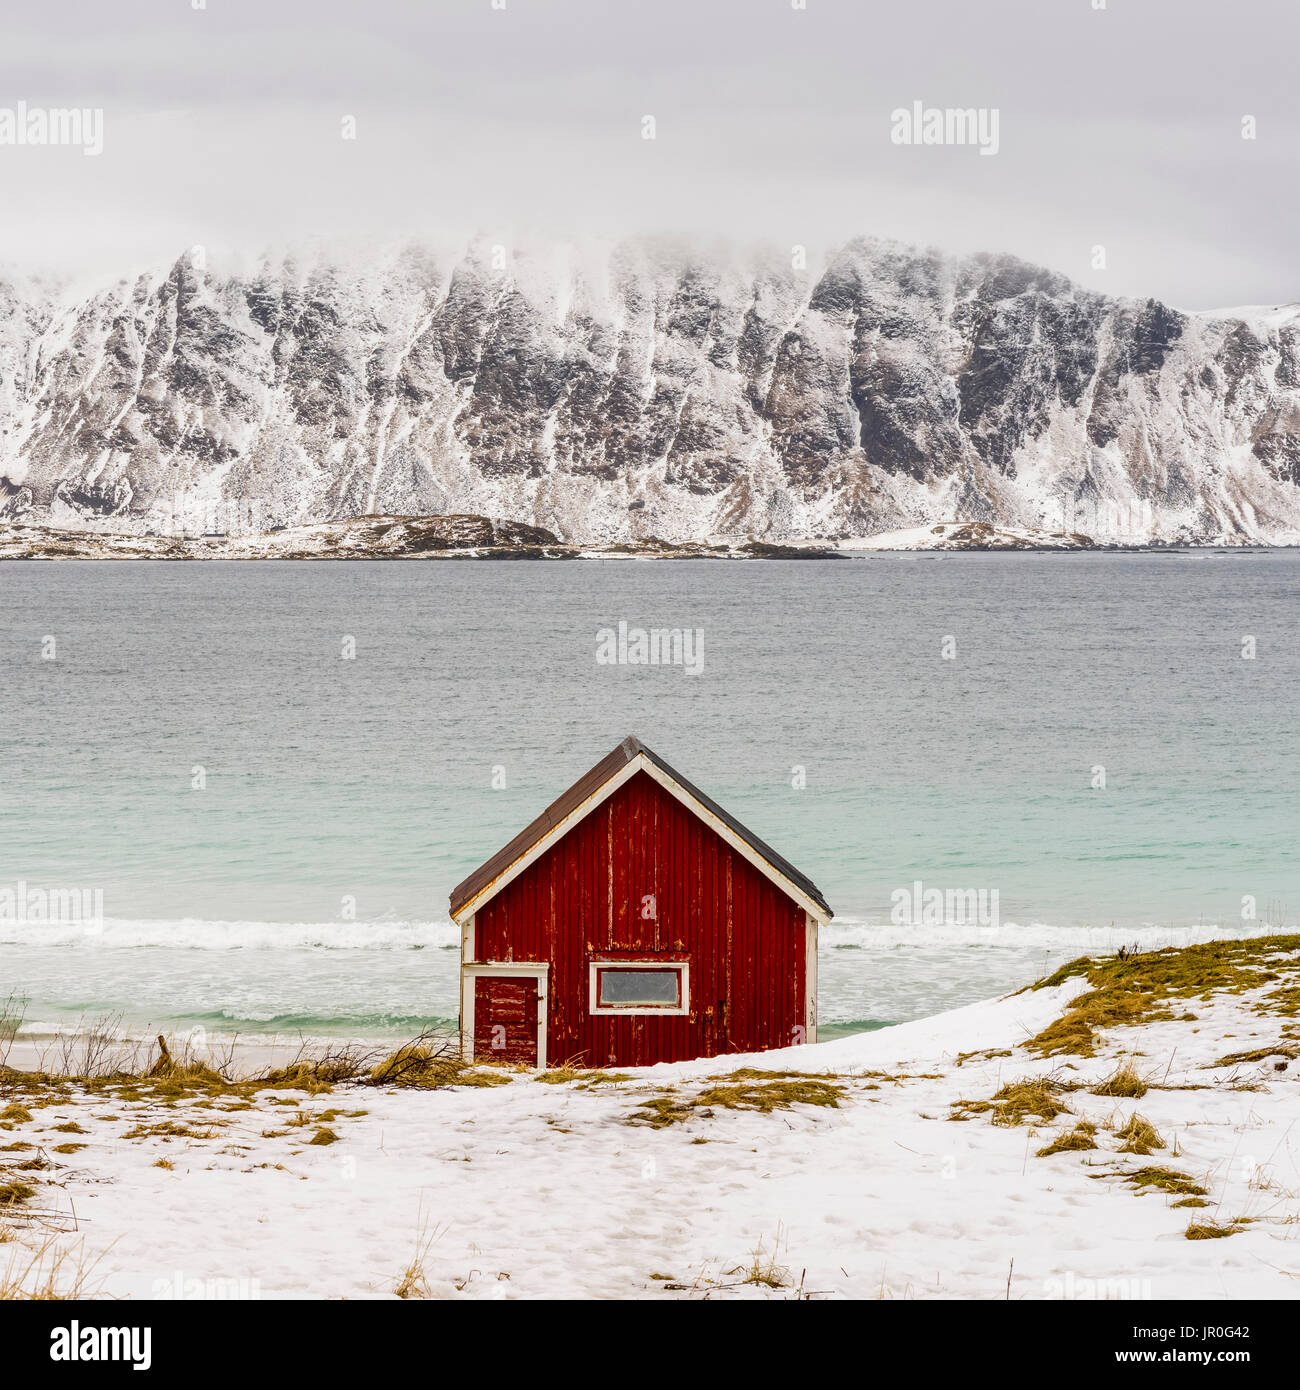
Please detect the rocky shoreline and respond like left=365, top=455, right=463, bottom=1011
left=0, top=512, right=1248, bottom=561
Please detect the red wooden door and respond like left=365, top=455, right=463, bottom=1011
left=473, top=977, right=539, bottom=1065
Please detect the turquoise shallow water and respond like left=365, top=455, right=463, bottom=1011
left=1, top=552, right=1296, bottom=1039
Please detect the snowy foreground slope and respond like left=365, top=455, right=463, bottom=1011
left=2, top=239, right=1300, bottom=547
left=4, top=961, right=1299, bottom=1300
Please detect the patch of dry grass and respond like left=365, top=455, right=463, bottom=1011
left=1213, top=1042, right=1300, bottom=1067
left=393, top=1215, right=444, bottom=1300
left=1028, top=935, right=1300, bottom=1057
left=0, top=1235, right=106, bottom=1300
left=628, top=1095, right=694, bottom=1128
left=696, top=1078, right=844, bottom=1113
left=368, top=1039, right=511, bottom=1090
left=1036, top=1122, right=1098, bottom=1157
left=538, top=1066, right=633, bottom=1086
left=1118, top=1166, right=1207, bottom=1197
left=1116, top=1113, right=1165, bottom=1155
left=730, top=1230, right=791, bottom=1289
left=2, top=1021, right=471, bottom=1104
left=627, top=1077, right=845, bottom=1128
left=1092, top=1062, right=1147, bottom=1098
left=951, top=1078, right=1073, bottom=1127
left=122, top=1119, right=220, bottom=1142
left=1185, top=1219, right=1241, bottom=1240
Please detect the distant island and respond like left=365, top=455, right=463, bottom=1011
left=0, top=514, right=1153, bottom=560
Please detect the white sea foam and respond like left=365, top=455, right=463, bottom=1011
left=0, top=916, right=461, bottom=950
left=3, top=914, right=1280, bottom=956
left=820, top=917, right=1286, bottom=953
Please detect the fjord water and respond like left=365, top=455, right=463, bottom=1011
left=1, top=553, right=1296, bottom=1044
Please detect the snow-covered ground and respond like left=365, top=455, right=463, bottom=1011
left=3, top=975, right=1298, bottom=1300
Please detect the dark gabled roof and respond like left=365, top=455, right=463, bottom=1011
left=448, top=735, right=832, bottom=920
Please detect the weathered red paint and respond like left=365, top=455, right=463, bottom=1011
left=473, top=977, right=539, bottom=1065
left=470, top=769, right=809, bottom=1068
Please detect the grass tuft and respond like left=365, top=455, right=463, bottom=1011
left=1092, top=1062, right=1147, bottom=1098
left=1036, top=1122, right=1098, bottom=1157
left=0, top=1235, right=106, bottom=1300
left=1185, top=1219, right=1241, bottom=1240
left=1120, top=1166, right=1206, bottom=1197
left=627, top=1077, right=845, bottom=1128
left=393, top=1215, right=444, bottom=1299
left=731, top=1231, right=790, bottom=1289
left=1115, top=1113, right=1165, bottom=1155
left=952, top=1078, right=1072, bottom=1127
left=1213, top=1042, right=1300, bottom=1067
left=368, top=1041, right=511, bottom=1090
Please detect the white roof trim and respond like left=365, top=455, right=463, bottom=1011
left=451, top=752, right=832, bottom=927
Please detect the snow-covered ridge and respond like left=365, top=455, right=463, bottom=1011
left=3, top=235, right=1300, bottom=546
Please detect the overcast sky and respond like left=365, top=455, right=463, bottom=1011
left=0, top=0, right=1295, bottom=308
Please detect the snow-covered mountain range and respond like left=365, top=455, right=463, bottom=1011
left=2, top=237, right=1299, bottom=545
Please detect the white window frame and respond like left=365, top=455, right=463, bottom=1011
left=588, top=959, right=690, bottom=1016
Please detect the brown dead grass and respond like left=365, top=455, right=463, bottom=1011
left=537, top=1066, right=632, bottom=1086
left=1, top=1022, right=472, bottom=1103
left=1213, top=1042, right=1300, bottom=1067
left=368, top=1043, right=512, bottom=1090
left=951, top=1078, right=1073, bottom=1127
left=1036, top=1122, right=1098, bottom=1157
left=1185, top=1219, right=1241, bottom=1240
left=627, top=1077, right=845, bottom=1128
left=1028, top=935, right=1300, bottom=1057
left=1091, top=1062, right=1148, bottom=1098
left=0, top=1235, right=107, bottom=1300
left=1115, top=1113, right=1165, bottom=1155
left=1118, top=1166, right=1207, bottom=1197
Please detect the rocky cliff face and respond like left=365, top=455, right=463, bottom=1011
left=2, top=237, right=1299, bottom=545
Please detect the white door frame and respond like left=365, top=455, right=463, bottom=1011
left=462, top=962, right=549, bottom=1068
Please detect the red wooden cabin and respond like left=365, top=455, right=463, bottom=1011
left=450, top=736, right=833, bottom=1069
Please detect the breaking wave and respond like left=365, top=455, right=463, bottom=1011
left=0, top=917, right=461, bottom=951
left=4, top=915, right=1284, bottom=955
left=821, top=918, right=1284, bottom=953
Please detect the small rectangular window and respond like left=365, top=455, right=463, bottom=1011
left=589, top=961, right=689, bottom=1015
left=599, top=968, right=679, bottom=1007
